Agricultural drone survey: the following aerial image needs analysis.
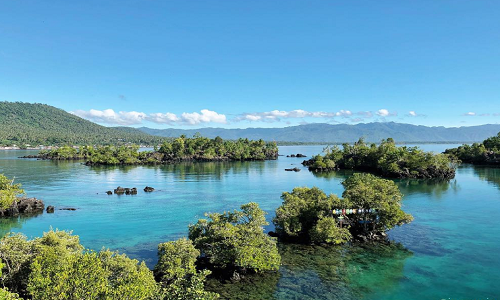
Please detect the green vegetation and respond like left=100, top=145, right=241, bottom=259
left=35, top=135, right=279, bottom=165
left=0, top=230, right=217, bottom=300
left=273, top=174, right=413, bottom=244
left=0, top=102, right=165, bottom=146
left=189, top=202, right=281, bottom=272
left=1, top=203, right=280, bottom=299
left=302, top=138, right=456, bottom=179
left=444, top=132, right=500, bottom=165
left=0, top=175, right=25, bottom=210
left=154, top=238, right=218, bottom=300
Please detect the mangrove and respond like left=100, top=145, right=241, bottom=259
left=273, top=173, right=413, bottom=244
left=302, top=138, right=456, bottom=179
left=444, top=132, right=500, bottom=166
left=25, top=135, right=279, bottom=166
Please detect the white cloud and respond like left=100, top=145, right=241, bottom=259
left=180, top=109, right=227, bottom=125
left=71, top=109, right=147, bottom=125
left=72, top=109, right=226, bottom=126
left=463, top=112, right=476, bottom=116
left=237, top=109, right=352, bottom=122
left=409, top=111, right=417, bottom=117
left=148, top=112, right=179, bottom=124
left=377, top=109, right=390, bottom=117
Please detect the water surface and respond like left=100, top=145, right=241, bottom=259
left=0, top=144, right=498, bottom=300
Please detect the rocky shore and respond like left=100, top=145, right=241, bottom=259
left=0, top=197, right=45, bottom=217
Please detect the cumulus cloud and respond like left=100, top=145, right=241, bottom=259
left=72, top=109, right=226, bottom=126
left=409, top=111, right=417, bottom=117
left=377, top=109, right=390, bottom=117
left=180, top=109, right=227, bottom=125
left=148, top=112, right=180, bottom=124
left=71, top=109, right=147, bottom=125
left=236, top=109, right=352, bottom=122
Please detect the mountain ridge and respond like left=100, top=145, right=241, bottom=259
left=137, top=122, right=500, bottom=143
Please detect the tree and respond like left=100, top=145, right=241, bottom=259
left=155, top=238, right=218, bottom=300
left=0, top=174, right=25, bottom=209
left=189, top=202, right=281, bottom=273
left=1, top=230, right=159, bottom=300
left=302, top=138, right=456, bottom=179
left=341, top=173, right=413, bottom=234
left=273, top=187, right=350, bottom=244
left=0, top=262, right=22, bottom=300
left=0, top=233, right=33, bottom=295
left=274, top=174, right=413, bottom=244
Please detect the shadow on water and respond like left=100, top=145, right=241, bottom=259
left=206, top=242, right=412, bottom=300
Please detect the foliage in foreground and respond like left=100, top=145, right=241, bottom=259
left=444, top=132, right=500, bottom=165
left=189, top=202, right=281, bottom=272
left=0, top=230, right=217, bottom=300
left=36, top=135, right=279, bottom=165
left=302, top=138, right=456, bottom=179
left=0, top=174, right=25, bottom=210
left=273, top=174, right=413, bottom=244
left=154, top=238, right=218, bottom=300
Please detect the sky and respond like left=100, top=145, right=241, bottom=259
left=1, top=0, right=499, bottom=129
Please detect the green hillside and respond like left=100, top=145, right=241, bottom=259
left=0, top=102, right=164, bottom=146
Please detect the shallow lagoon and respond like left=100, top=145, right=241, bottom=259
left=1, top=145, right=499, bottom=300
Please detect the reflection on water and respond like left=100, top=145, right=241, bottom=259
left=88, top=161, right=268, bottom=182
left=207, top=242, right=412, bottom=300
left=0, top=214, right=42, bottom=236
left=311, top=169, right=459, bottom=199
left=473, top=166, right=500, bottom=190
left=395, top=179, right=459, bottom=199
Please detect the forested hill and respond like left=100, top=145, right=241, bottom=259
left=0, top=102, right=164, bottom=146
left=139, top=123, right=500, bottom=143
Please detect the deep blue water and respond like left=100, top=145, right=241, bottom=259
left=1, top=144, right=499, bottom=300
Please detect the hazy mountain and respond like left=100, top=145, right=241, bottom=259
left=138, top=122, right=500, bottom=143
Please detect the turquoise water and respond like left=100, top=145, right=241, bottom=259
left=1, top=144, right=499, bottom=300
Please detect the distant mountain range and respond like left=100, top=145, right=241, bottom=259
left=1, top=101, right=499, bottom=146
left=137, top=123, right=500, bottom=143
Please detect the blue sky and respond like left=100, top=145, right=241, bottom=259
left=1, top=0, right=499, bottom=128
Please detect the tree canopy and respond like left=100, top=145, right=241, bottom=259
left=444, top=132, right=500, bottom=165
left=0, top=230, right=217, bottom=300
left=0, top=174, right=25, bottom=209
left=35, top=136, right=279, bottom=165
left=154, top=238, right=218, bottom=300
left=189, top=202, right=281, bottom=273
left=273, top=174, right=413, bottom=244
left=302, top=138, right=456, bottom=179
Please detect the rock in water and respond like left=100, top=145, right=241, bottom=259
left=0, top=197, right=45, bottom=217
left=46, top=206, right=55, bottom=213
left=114, top=186, right=125, bottom=194
left=144, top=186, right=155, bottom=192
left=106, top=191, right=112, bottom=195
